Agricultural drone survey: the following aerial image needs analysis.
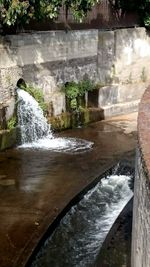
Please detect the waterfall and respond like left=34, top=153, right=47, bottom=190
left=17, top=89, right=93, bottom=152
left=17, top=89, right=53, bottom=144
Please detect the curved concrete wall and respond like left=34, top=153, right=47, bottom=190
left=132, top=86, right=150, bottom=266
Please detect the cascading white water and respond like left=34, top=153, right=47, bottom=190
left=30, top=171, right=133, bottom=267
left=17, top=89, right=93, bottom=152
left=17, top=89, right=52, bottom=143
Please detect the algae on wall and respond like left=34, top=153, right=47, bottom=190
left=0, top=128, right=18, bottom=151
left=0, top=85, right=18, bottom=150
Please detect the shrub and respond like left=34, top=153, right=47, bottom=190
left=62, top=79, right=97, bottom=111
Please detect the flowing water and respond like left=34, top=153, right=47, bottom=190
left=17, top=89, right=51, bottom=143
left=30, top=164, right=133, bottom=267
left=16, top=89, right=134, bottom=267
left=17, top=89, right=93, bottom=153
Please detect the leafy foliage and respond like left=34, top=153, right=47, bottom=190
left=109, top=0, right=150, bottom=27
left=0, top=0, right=100, bottom=27
left=62, top=79, right=97, bottom=110
left=138, top=0, right=150, bottom=26
left=7, top=116, right=16, bottom=130
left=110, top=0, right=138, bottom=12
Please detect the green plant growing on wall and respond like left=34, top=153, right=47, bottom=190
left=62, top=81, right=80, bottom=110
left=21, top=84, right=48, bottom=114
left=78, top=79, right=95, bottom=95
left=7, top=116, right=16, bottom=130
left=62, top=79, right=96, bottom=111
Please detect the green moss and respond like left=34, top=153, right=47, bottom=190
left=49, top=113, right=71, bottom=131
left=7, top=116, right=17, bottom=130
left=83, top=109, right=90, bottom=124
left=71, top=112, right=78, bottom=128
left=21, top=84, right=48, bottom=114
left=0, top=128, right=17, bottom=151
left=62, top=113, right=71, bottom=129
left=70, top=98, right=78, bottom=110
left=48, top=108, right=103, bottom=131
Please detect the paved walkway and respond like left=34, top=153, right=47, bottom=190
left=0, top=113, right=137, bottom=267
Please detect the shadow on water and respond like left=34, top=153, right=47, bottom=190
left=28, top=160, right=135, bottom=267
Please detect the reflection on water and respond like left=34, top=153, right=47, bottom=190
left=31, top=164, right=133, bottom=267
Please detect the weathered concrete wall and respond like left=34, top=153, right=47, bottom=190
left=98, top=83, right=149, bottom=118
left=98, top=28, right=150, bottom=84
left=132, top=86, right=150, bottom=267
left=0, top=27, right=150, bottom=120
left=0, top=30, right=98, bottom=117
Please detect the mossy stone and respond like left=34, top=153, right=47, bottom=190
left=0, top=128, right=18, bottom=151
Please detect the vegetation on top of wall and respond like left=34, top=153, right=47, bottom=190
left=1, top=0, right=150, bottom=29
left=21, top=84, right=48, bottom=115
left=109, top=0, right=138, bottom=12
left=0, top=0, right=101, bottom=28
left=137, top=0, right=150, bottom=27
left=109, top=0, right=150, bottom=27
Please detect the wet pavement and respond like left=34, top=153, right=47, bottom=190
left=0, top=113, right=137, bottom=267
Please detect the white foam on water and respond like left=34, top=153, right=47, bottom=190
left=31, top=173, right=133, bottom=267
left=17, top=89, right=51, bottom=143
left=17, top=89, right=93, bottom=153
left=20, top=136, right=93, bottom=153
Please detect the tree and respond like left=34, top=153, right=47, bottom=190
left=109, top=0, right=150, bottom=27
left=0, top=0, right=100, bottom=28
left=138, top=0, right=150, bottom=27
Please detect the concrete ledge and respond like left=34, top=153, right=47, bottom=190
left=49, top=108, right=104, bottom=131
left=102, top=100, right=140, bottom=118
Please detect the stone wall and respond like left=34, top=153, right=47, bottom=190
left=0, top=27, right=150, bottom=120
left=0, top=30, right=98, bottom=118
left=131, top=86, right=150, bottom=267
